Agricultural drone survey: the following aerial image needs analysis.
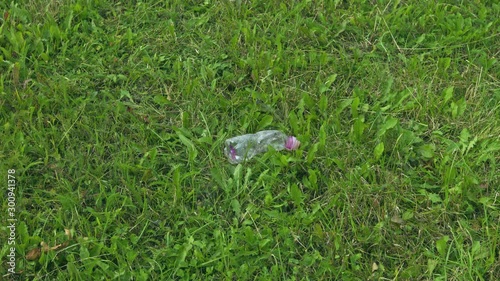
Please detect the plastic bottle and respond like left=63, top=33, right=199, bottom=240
left=224, top=130, right=300, bottom=164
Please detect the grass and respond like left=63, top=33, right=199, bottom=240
left=1, top=0, right=499, bottom=280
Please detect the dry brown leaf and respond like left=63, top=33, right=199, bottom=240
left=372, top=262, right=379, bottom=272
left=25, top=248, right=42, bottom=261
left=25, top=228, right=73, bottom=261
left=12, top=63, right=20, bottom=86
left=64, top=228, right=72, bottom=239
left=390, top=215, right=404, bottom=225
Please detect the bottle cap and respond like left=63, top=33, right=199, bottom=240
left=285, top=136, right=300, bottom=150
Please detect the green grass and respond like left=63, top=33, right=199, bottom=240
left=1, top=0, right=499, bottom=280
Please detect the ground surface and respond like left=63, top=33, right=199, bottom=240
left=1, top=0, right=499, bottom=280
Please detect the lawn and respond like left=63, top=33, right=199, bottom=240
left=1, top=0, right=499, bottom=280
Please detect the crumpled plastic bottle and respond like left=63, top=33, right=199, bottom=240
left=224, top=130, right=300, bottom=164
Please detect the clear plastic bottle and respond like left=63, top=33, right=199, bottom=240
left=224, top=130, right=300, bottom=164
